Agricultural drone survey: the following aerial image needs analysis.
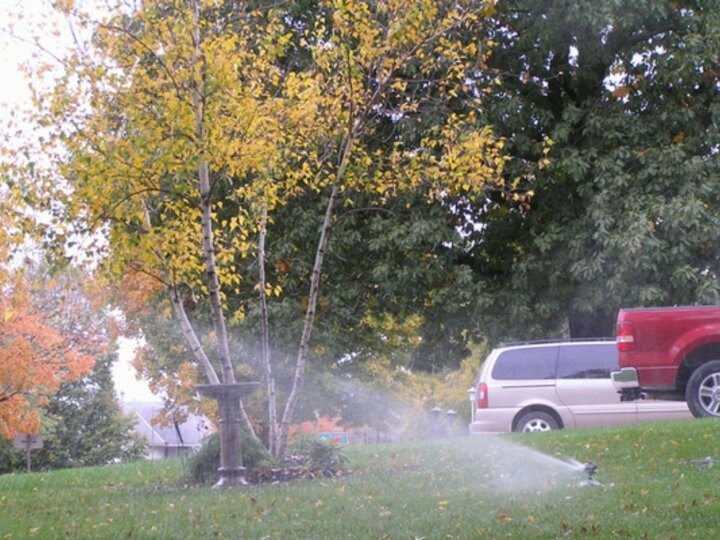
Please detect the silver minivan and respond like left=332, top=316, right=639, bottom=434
left=469, top=340, right=691, bottom=434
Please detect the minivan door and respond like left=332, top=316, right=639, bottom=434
left=554, top=343, right=638, bottom=428
left=489, top=345, right=560, bottom=411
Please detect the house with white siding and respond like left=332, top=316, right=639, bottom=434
left=122, top=402, right=213, bottom=460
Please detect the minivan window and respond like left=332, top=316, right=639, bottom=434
left=492, top=347, right=557, bottom=380
left=556, top=343, right=617, bottom=379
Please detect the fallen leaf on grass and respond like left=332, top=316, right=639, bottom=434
left=495, top=511, right=512, bottom=522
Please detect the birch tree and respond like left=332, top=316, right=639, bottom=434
left=14, top=0, right=506, bottom=458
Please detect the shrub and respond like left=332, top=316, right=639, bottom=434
left=288, top=434, right=348, bottom=475
left=185, top=431, right=349, bottom=485
left=183, top=430, right=271, bottom=485
left=306, top=439, right=347, bottom=475
left=287, top=432, right=320, bottom=456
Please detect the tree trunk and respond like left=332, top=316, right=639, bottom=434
left=568, top=309, right=616, bottom=338
left=276, top=184, right=339, bottom=458
left=257, top=200, right=278, bottom=456
left=274, top=101, right=360, bottom=457
left=189, top=0, right=257, bottom=441
left=170, top=285, right=220, bottom=385
left=197, top=160, right=236, bottom=384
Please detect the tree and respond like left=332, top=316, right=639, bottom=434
left=0, top=353, right=146, bottom=473
left=34, top=352, right=147, bottom=469
left=0, top=258, right=96, bottom=439
left=453, top=1, right=720, bottom=340
left=19, top=0, right=506, bottom=459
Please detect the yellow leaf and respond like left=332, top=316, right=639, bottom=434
left=612, top=86, right=631, bottom=99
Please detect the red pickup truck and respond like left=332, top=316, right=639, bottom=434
left=611, top=306, right=720, bottom=418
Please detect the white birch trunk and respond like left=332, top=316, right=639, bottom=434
left=257, top=200, right=278, bottom=456
left=190, top=3, right=234, bottom=385
left=170, top=286, right=220, bottom=385
left=274, top=113, right=359, bottom=458
left=276, top=183, right=339, bottom=458
left=189, top=0, right=257, bottom=440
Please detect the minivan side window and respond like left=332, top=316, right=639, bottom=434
left=556, top=344, right=617, bottom=379
left=491, top=347, right=557, bottom=380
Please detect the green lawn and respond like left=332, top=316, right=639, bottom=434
left=1, top=418, right=718, bottom=539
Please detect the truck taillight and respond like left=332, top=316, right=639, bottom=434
left=476, top=382, right=488, bottom=409
left=617, top=320, right=635, bottom=352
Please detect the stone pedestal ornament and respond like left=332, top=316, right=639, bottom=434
left=195, top=382, right=260, bottom=488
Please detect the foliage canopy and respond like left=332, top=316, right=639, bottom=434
left=13, top=0, right=505, bottom=456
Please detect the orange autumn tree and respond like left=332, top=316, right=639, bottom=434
left=0, top=280, right=95, bottom=438
left=0, top=211, right=95, bottom=438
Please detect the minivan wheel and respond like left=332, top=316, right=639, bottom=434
left=514, top=411, right=559, bottom=433
left=685, top=360, right=720, bottom=417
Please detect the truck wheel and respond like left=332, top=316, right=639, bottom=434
left=514, top=411, right=559, bottom=433
left=685, top=360, right=720, bottom=417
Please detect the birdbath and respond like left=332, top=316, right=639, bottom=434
left=195, top=382, right=260, bottom=488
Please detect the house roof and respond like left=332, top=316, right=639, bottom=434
left=123, top=402, right=213, bottom=448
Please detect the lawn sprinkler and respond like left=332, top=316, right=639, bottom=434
left=566, top=458, right=602, bottom=487
left=687, top=457, right=720, bottom=471
left=581, top=462, right=600, bottom=486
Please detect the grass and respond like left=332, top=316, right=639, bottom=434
left=1, top=418, right=719, bottom=539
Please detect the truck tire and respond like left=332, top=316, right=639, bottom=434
left=513, top=411, right=560, bottom=433
left=685, top=360, right=720, bottom=417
